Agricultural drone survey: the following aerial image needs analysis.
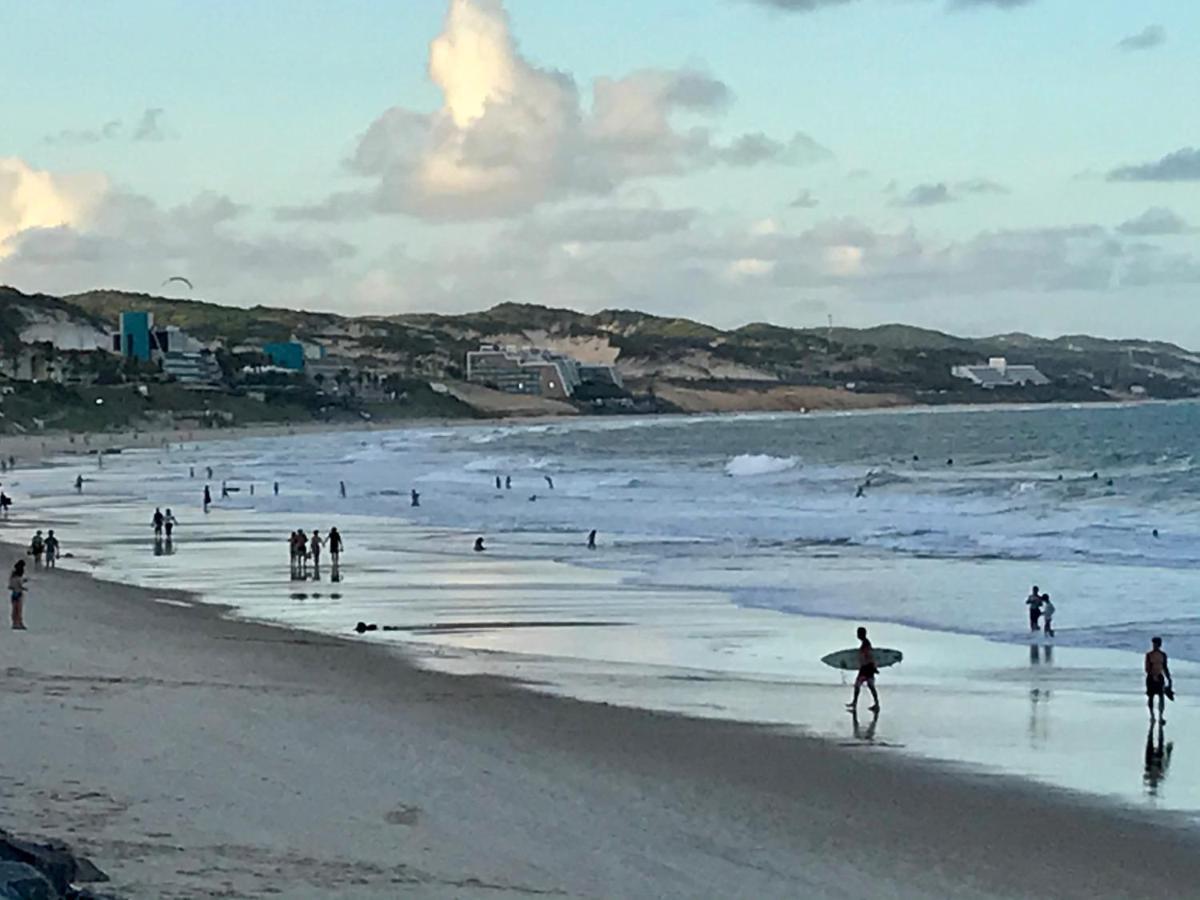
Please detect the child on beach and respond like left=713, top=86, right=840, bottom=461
left=9, top=559, right=27, bottom=630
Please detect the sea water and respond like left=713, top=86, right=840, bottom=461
left=14, top=401, right=1200, bottom=659
left=9, top=401, right=1200, bottom=812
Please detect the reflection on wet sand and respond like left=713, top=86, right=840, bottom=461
left=1028, top=642, right=1053, bottom=666
left=1144, top=722, right=1174, bottom=797
left=851, top=708, right=879, bottom=743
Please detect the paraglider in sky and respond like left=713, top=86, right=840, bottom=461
left=161, top=276, right=193, bottom=290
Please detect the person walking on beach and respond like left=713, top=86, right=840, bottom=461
left=9, top=559, right=28, bottom=630
left=505, top=476, right=511, bottom=490
left=203, top=485, right=212, bottom=513
left=328, top=527, right=343, bottom=580
left=411, top=489, right=420, bottom=507
left=495, top=476, right=502, bottom=490
left=44, top=530, right=60, bottom=569
left=164, top=509, right=177, bottom=541
left=0, top=492, right=11, bottom=517
left=288, top=531, right=300, bottom=579
left=30, top=531, right=45, bottom=568
left=847, top=626, right=881, bottom=713
left=310, top=529, right=324, bottom=575
left=339, top=480, right=347, bottom=498
left=75, top=474, right=84, bottom=493
left=1041, top=593, right=1055, bottom=638
left=1026, top=586, right=1043, bottom=632
left=153, top=507, right=165, bottom=539
left=587, top=529, right=597, bottom=550
left=1146, top=637, right=1173, bottom=724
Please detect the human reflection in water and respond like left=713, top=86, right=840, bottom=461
left=1143, top=722, right=1173, bottom=796
left=1029, top=643, right=1054, bottom=666
left=1028, top=688, right=1051, bottom=746
left=851, top=707, right=879, bottom=743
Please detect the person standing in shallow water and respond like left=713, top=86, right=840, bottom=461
left=846, top=626, right=880, bottom=713
left=328, top=527, right=343, bottom=578
left=1146, top=637, right=1173, bottom=724
left=310, top=529, right=324, bottom=576
left=1026, top=585, right=1043, bottom=632
left=9, top=559, right=28, bottom=629
left=203, top=485, right=212, bottom=513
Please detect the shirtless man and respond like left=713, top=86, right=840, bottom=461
left=1146, top=637, right=1173, bottom=723
left=847, top=626, right=881, bottom=713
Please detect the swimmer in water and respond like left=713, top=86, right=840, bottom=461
left=474, top=537, right=485, bottom=552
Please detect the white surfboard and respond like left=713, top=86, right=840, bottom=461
left=821, top=647, right=903, bottom=671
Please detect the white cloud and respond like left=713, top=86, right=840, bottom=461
left=0, top=160, right=353, bottom=299
left=0, top=158, right=107, bottom=258
left=282, top=0, right=828, bottom=222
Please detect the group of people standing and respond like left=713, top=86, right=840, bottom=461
left=289, top=527, right=343, bottom=580
left=28, top=529, right=61, bottom=568
left=1025, top=585, right=1056, bottom=637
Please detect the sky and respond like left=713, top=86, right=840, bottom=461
left=2, top=0, right=1198, bottom=342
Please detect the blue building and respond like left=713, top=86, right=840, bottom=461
left=262, top=341, right=306, bottom=371
left=116, top=311, right=153, bottom=361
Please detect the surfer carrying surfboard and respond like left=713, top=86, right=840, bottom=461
left=846, top=626, right=881, bottom=713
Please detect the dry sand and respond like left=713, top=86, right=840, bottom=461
left=3, top=549, right=1200, bottom=898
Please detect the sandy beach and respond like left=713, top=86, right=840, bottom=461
left=2, top=545, right=1200, bottom=899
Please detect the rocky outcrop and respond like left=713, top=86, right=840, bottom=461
left=0, top=832, right=117, bottom=900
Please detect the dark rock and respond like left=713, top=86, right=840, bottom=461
left=0, top=861, right=57, bottom=900
left=0, top=833, right=108, bottom=896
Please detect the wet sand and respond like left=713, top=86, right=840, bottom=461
left=4, top=546, right=1200, bottom=898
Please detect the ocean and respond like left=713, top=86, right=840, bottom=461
left=16, top=400, right=1200, bottom=661
left=12, top=400, right=1200, bottom=810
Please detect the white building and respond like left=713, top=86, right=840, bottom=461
left=951, top=357, right=1049, bottom=388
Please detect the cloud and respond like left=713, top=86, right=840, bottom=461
left=1117, top=25, right=1165, bottom=52
left=1108, top=147, right=1200, bottom=182
left=948, top=0, right=1035, bottom=8
left=0, top=158, right=108, bottom=257
left=1117, top=207, right=1192, bottom=236
left=285, top=0, right=827, bottom=223
left=894, top=182, right=954, bottom=207
left=521, top=205, right=697, bottom=243
left=1, top=158, right=352, bottom=299
left=131, top=108, right=170, bottom=142
left=892, top=177, right=1009, bottom=207
left=789, top=189, right=818, bottom=208
left=957, top=177, right=1009, bottom=195
left=742, top=0, right=855, bottom=11
left=42, top=108, right=173, bottom=146
left=744, top=0, right=1035, bottom=12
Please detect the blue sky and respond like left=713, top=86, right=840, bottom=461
left=2, top=0, right=1198, bottom=342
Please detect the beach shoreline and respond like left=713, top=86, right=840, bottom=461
left=4, top=546, right=1200, bottom=898
left=0, top=393, right=1179, bottom=470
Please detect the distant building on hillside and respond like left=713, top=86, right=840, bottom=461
left=110, top=310, right=219, bottom=384
left=114, top=311, right=154, bottom=361
left=951, top=357, right=1049, bottom=388
left=161, top=351, right=222, bottom=385
left=466, top=344, right=612, bottom=400
left=262, top=341, right=307, bottom=371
